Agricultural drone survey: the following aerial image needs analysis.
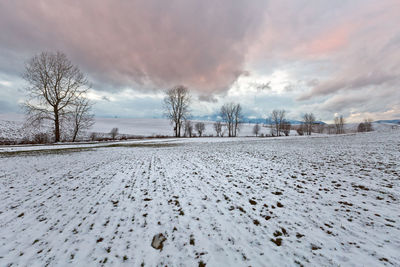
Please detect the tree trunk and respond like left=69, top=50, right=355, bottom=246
left=72, top=126, right=78, bottom=142
left=54, top=108, right=60, bottom=142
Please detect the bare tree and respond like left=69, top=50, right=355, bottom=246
left=22, top=51, right=89, bottom=142
left=110, top=128, right=119, bottom=140
left=334, top=115, right=345, bottom=134
left=69, top=98, right=94, bottom=142
left=163, top=85, right=191, bottom=137
left=303, top=113, right=316, bottom=135
left=253, top=123, right=261, bottom=136
left=221, top=103, right=234, bottom=137
left=270, top=109, right=286, bottom=136
left=364, top=118, right=373, bottom=132
left=358, top=122, right=366, bottom=132
left=184, top=120, right=193, bottom=137
left=221, top=103, right=242, bottom=137
left=195, top=122, right=205, bottom=137
left=282, top=120, right=291, bottom=136
left=213, top=121, right=223, bottom=137
left=358, top=118, right=373, bottom=133
left=233, top=104, right=243, bottom=137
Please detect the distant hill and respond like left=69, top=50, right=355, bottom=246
left=374, top=119, right=400, bottom=124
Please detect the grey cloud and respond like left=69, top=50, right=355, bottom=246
left=0, top=0, right=268, bottom=95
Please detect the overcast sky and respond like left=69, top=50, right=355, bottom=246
left=0, top=0, right=399, bottom=122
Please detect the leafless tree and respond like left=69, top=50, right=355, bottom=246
left=221, top=103, right=242, bottom=137
left=184, top=120, right=193, bottom=137
left=163, top=85, right=191, bottom=137
left=69, top=98, right=94, bottom=142
left=364, top=118, right=373, bottom=132
left=110, top=128, right=119, bottom=140
left=358, top=122, right=366, bottom=132
left=253, top=123, right=261, bottom=136
left=334, top=115, right=345, bottom=134
left=233, top=104, right=243, bottom=137
left=22, top=51, right=89, bottom=142
left=195, top=122, right=205, bottom=137
left=358, top=118, right=373, bottom=133
left=213, top=121, right=223, bottom=137
left=270, top=109, right=286, bottom=136
left=282, top=120, right=291, bottom=136
left=221, top=103, right=234, bottom=137
left=303, top=113, right=316, bottom=135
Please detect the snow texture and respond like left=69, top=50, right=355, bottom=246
left=0, top=131, right=399, bottom=266
left=0, top=114, right=398, bottom=141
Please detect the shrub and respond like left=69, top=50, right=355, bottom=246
left=296, top=128, right=304, bottom=136
left=33, top=133, right=50, bottom=144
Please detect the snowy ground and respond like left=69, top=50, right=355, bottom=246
left=0, top=131, right=399, bottom=266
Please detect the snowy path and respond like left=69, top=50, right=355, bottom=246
left=0, top=132, right=399, bottom=266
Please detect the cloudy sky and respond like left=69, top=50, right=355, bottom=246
left=0, top=0, right=399, bottom=122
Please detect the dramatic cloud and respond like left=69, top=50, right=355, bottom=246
left=0, top=0, right=267, bottom=93
left=0, top=0, right=399, bottom=121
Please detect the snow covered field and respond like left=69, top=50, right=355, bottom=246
left=0, top=114, right=259, bottom=140
left=1, top=113, right=398, bottom=142
left=0, top=131, right=399, bottom=266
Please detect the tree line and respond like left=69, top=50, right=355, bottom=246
left=163, top=86, right=355, bottom=138
left=20, top=51, right=369, bottom=143
left=163, top=85, right=244, bottom=137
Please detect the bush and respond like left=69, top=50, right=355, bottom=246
left=0, top=139, right=17, bottom=145
left=296, top=128, right=304, bottom=136
left=33, top=133, right=50, bottom=144
left=90, top=132, right=97, bottom=141
left=358, top=123, right=366, bottom=132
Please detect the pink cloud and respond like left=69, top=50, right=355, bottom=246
left=0, top=0, right=267, bottom=94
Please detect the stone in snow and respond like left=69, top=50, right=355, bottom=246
left=151, top=233, right=167, bottom=250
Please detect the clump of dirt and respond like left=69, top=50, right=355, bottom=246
left=311, top=244, right=321, bottom=250
left=273, top=230, right=282, bottom=237
left=237, top=206, right=246, bottom=213
left=249, top=199, right=257, bottom=205
left=296, top=233, right=304, bottom=239
left=190, top=235, right=195, bottom=245
left=271, top=238, right=282, bottom=246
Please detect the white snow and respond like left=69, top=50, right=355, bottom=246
left=1, top=113, right=398, bottom=141
left=0, top=114, right=263, bottom=140
left=0, top=130, right=399, bottom=266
